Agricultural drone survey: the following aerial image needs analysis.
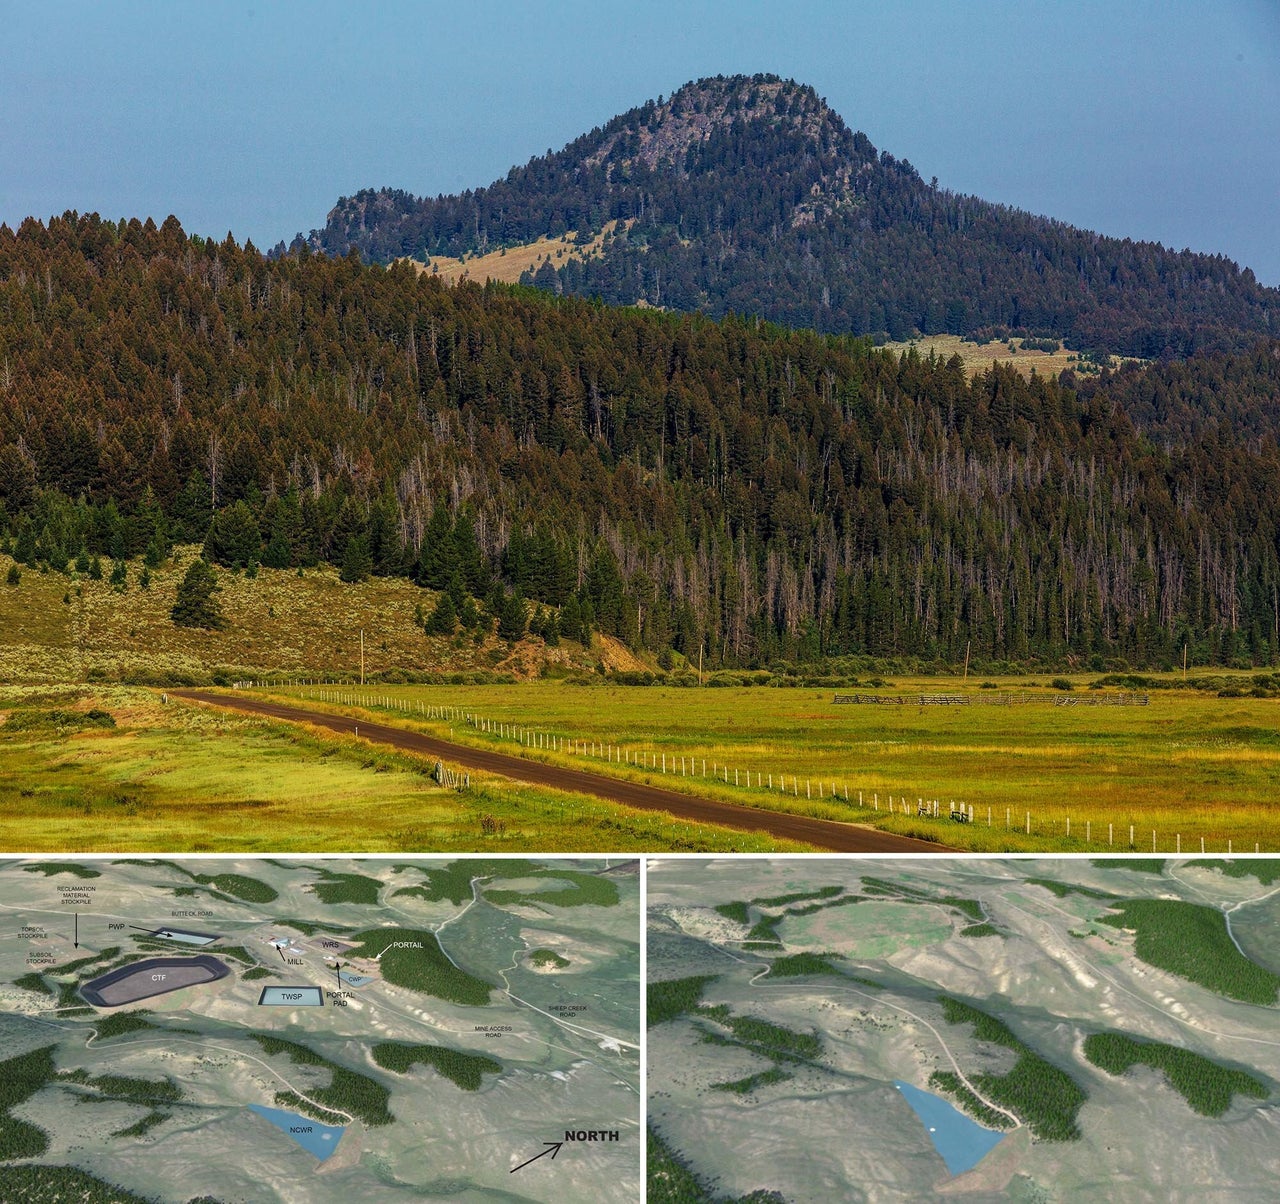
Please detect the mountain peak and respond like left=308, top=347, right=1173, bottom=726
left=302, top=78, right=1275, bottom=357
left=584, top=74, right=841, bottom=174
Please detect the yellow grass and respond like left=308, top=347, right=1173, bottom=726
left=406, top=220, right=629, bottom=286
left=880, top=333, right=1141, bottom=380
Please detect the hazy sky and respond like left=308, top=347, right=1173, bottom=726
left=4, top=1, right=1278, bottom=281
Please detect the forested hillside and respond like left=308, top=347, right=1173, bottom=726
left=305, top=74, right=1277, bottom=359
left=4, top=212, right=1280, bottom=671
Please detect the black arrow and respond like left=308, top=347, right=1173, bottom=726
left=73, top=913, right=78, bottom=949
left=335, top=961, right=343, bottom=988
left=509, top=1141, right=562, bottom=1174
left=277, top=946, right=286, bottom=962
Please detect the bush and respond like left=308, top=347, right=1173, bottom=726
left=5, top=564, right=18, bottom=586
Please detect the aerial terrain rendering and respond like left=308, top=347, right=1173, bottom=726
left=647, top=857, right=1280, bottom=1202
left=0, top=856, right=640, bottom=1202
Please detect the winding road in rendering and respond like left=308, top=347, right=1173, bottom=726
left=171, top=690, right=953, bottom=854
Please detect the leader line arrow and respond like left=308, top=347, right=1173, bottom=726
left=509, top=1141, right=562, bottom=1174
left=73, top=913, right=78, bottom=948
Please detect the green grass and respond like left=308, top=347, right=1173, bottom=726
left=713, top=901, right=751, bottom=924
left=264, top=676, right=1280, bottom=853
left=648, top=975, right=718, bottom=1027
left=1098, top=899, right=1280, bottom=1003
left=959, top=922, right=1003, bottom=938
left=250, top=1036, right=393, bottom=1126
left=697, top=1013, right=822, bottom=1063
left=0, top=685, right=809, bottom=852
left=1083, top=1032, right=1268, bottom=1116
left=346, top=928, right=493, bottom=1005
left=112, top=1110, right=170, bottom=1138
left=242, top=966, right=276, bottom=981
left=935, top=997, right=1086, bottom=1141
left=370, top=1042, right=502, bottom=1090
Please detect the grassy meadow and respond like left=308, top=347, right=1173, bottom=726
left=0, top=685, right=808, bottom=852
left=4, top=549, right=1280, bottom=853
left=261, top=678, right=1280, bottom=853
left=0, top=547, right=590, bottom=684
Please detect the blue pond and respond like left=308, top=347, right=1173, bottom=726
left=248, top=1105, right=345, bottom=1160
left=893, top=1080, right=1005, bottom=1176
left=339, top=970, right=373, bottom=986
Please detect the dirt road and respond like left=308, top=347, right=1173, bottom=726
left=171, top=690, right=954, bottom=854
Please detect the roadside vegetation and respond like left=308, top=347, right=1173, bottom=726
left=933, top=997, right=1086, bottom=1141
left=250, top=1036, right=393, bottom=1126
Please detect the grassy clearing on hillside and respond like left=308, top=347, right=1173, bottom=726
left=264, top=680, right=1280, bottom=852
left=880, top=333, right=1140, bottom=380
left=0, top=547, right=591, bottom=684
left=408, top=220, right=626, bottom=285
left=0, top=685, right=812, bottom=852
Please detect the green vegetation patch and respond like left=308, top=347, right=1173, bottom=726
left=744, top=917, right=782, bottom=945
left=21, top=862, right=101, bottom=879
left=761, top=952, right=845, bottom=978
left=0, top=1165, right=154, bottom=1202
left=698, top=1013, right=822, bottom=1063
left=649, top=974, right=718, bottom=1027
left=3, top=708, right=115, bottom=732
left=1025, top=878, right=1118, bottom=900
left=1083, top=1031, right=1268, bottom=1116
left=960, top=923, right=1003, bottom=938
left=394, top=859, right=542, bottom=904
left=1098, top=899, right=1280, bottom=1004
left=111, top=1110, right=170, bottom=1138
left=12, top=972, right=53, bottom=997
left=250, top=1035, right=393, bottom=1126
left=274, top=918, right=354, bottom=936
left=0, top=1046, right=57, bottom=1161
left=92, top=1011, right=161, bottom=1041
left=751, top=885, right=843, bottom=908
left=529, top=948, right=570, bottom=969
left=1187, top=859, right=1280, bottom=886
left=311, top=870, right=383, bottom=905
left=188, top=871, right=278, bottom=903
left=242, top=966, right=276, bottom=981
left=60, top=1068, right=183, bottom=1108
left=347, top=928, right=493, bottom=1005
left=711, top=1067, right=793, bottom=1095
left=371, top=1041, right=502, bottom=1091
left=928, top=1071, right=1015, bottom=1130
left=713, top=901, right=751, bottom=924
left=1091, top=859, right=1165, bottom=874
left=484, top=869, right=619, bottom=909
left=936, top=997, right=1085, bottom=1141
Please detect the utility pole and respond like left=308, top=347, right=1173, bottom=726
left=360, top=629, right=365, bottom=686
left=698, top=642, right=704, bottom=686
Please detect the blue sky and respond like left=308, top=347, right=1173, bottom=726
left=3, top=1, right=1278, bottom=281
